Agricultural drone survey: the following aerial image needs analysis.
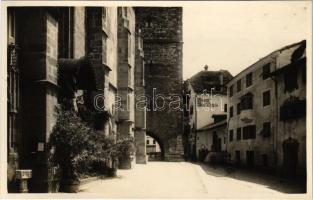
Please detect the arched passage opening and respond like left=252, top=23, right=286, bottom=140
left=146, top=132, right=165, bottom=161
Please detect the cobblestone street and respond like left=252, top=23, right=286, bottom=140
left=79, top=162, right=304, bottom=198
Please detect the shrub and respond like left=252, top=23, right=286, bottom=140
left=49, top=107, right=135, bottom=186
left=49, top=108, right=94, bottom=181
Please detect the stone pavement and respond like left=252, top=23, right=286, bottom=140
left=78, top=161, right=306, bottom=198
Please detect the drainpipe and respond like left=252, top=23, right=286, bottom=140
left=271, top=56, right=279, bottom=172
left=194, top=94, right=198, bottom=161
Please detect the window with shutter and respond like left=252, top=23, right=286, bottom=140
left=246, top=72, right=253, bottom=87
left=263, top=90, right=271, bottom=106
left=262, top=63, right=271, bottom=79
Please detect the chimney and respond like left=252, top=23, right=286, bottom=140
left=219, top=73, right=224, bottom=85
left=204, top=65, right=208, bottom=71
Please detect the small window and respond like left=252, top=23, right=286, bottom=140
left=263, top=90, right=271, bottom=106
left=240, top=93, right=253, bottom=110
left=229, top=85, right=233, bottom=97
left=229, top=130, right=234, bottom=142
left=229, top=106, right=233, bottom=118
left=237, top=102, right=241, bottom=115
left=237, top=79, right=241, bottom=92
left=153, top=140, right=156, bottom=144
left=224, top=104, right=227, bottom=112
left=243, top=125, right=256, bottom=139
left=262, top=63, right=271, bottom=79
left=284, top=67, right=298, bottom=93
left=236, top=128, right=241, bottom=140
left=146, top=140, right=149, bottom=144
left=246, top=72, right=253, bottom=87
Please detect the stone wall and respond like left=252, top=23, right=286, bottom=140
left=134, top=32, right=147, bottom=164
left=117, top=7, right=136, bottom=168
left=86, top=7, right=106, bottom=91
left=14, top=8, right=59, bottom=192
left=73, top=7, right=85, bottom=58
left=135, top=7, right=184, bottom=161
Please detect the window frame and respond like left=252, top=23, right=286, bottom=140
left=262, top=63, right=271, bottom=80
left=229, top=85, right=233, bottom=97
left=229, top=130, right=234, bottom=142
left=246, top=72, right=253, bottom=87
left=240, top=93, right=253, bottom=110
left=229, top=106, right=233, bottom=118
left=263, top=90, right=271, bottom=106
left=237, top=79, right=241, bottom=92
left=237, top=102, right=241, bottom=115
left=242, top=125, right=256, bottom=140
left=224, top=104, right=227, bottom=113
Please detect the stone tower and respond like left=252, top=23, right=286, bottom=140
left=135, top=7, right=184, bottom=161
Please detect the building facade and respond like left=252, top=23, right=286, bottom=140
left=227, top=52, right=278, bottom=170
left=197, top=116, right=227, bottom=162
left=226, top=40, right=306, bottom=175
left=7, top=7, right=113, bottom=192
left=146, top=136, right=161, bottom=153
left=86, top=7, right=118, bottom=134
left=198, top=115, right=227, bottom=152
left=184, top=66, right=232, bottom=159
left=274, top=40, right=306, bottom=177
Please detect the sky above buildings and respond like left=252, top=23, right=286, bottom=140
left=183, top=1, right=311, bottom=80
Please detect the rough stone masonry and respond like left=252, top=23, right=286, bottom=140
left=135, top=7, right=184, bottom=161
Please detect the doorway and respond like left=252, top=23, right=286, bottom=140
left=235, top=150, right=241, bottom=165
left=283, top=137, right=299, bottom=177
left=246, top=151, right=254, bottom=168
